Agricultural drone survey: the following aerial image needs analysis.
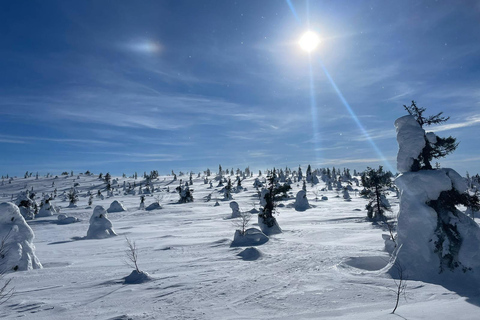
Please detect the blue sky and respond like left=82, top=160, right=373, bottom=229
left=1, top=0, right=479, bottom=177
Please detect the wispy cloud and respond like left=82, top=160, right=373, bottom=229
left=430, top=115, right=480, bottom=133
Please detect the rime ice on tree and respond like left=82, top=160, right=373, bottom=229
left=390, top=113, right=480, bottom=289
left=0, top=202, right=42, bottom=272
left=86, top=205, right=117, bottom=239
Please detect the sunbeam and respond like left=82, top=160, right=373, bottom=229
left=317, top=59, right=395, bottom=172
left=291, top=0, right=394, bottom=172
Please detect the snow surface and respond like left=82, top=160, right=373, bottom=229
left=0, top=173, right=480, bottom=319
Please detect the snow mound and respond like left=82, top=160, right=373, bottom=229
left=57, top=214, right=80, bottom=224
left=237, top=247, right=262, bottom=261
left=124, top=270, right=152, bottom=284
left=86, top=206, right=117, bottom=239
left=294, top=190, right=310, bottom=211
left=107, top=200, right=126, bottom=213
left=0, top=202, right=42, bottom=272
left=145, top=202, right=162, bottom=211
left=230, top=228, right=269, bottom=247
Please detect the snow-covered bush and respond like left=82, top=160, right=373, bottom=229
left=0, top=202, right=42, bottom=272
left=86, top=206, right=117, bottom=239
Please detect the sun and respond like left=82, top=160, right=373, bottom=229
left=299, top=31, right=320, bottom=53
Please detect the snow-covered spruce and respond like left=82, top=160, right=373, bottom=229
left=107, top=200, right=126, bottom=213
left=229, top=201, right=241, bottom=218
left=390, top=114, right=480, bottom=288
left=294, top=190, right=310, bottom=211
left=86, top=205, right=117, bottom=239
left=0, top=202, right=42, bottom=272
left=37, top=197, right=57, bottom=217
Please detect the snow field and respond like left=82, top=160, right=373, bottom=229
left=0, top=173, right=479, bottom=319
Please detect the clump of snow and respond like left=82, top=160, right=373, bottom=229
left=124, top=270, right=152, bottom=284
left=294, top=190, right=310, bottom=211
left=0, top=202, right=42, bottom=272
left=237, top=247, right=262, bottom=261
left=86, top=206, right=117, bottom=239
left=395, top=115, right=426, bottom=173
left=229, top=201, right=241, bottom=218
left=57, top=214, right=80, bottom=224
left=107, top=200, right=127, bottom=213
left=230, top=228, right=269, bottom=247
left=145, top=202, right=162, bottom=211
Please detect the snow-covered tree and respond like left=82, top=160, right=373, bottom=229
left=403, top=101, right=458, bottom=171
left=391, top=109, right=480, bottom=286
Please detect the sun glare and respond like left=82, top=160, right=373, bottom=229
left=299, top=31, right=320, bottom=53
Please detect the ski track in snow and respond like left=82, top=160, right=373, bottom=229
left=1, top=174, right=480, bottom=319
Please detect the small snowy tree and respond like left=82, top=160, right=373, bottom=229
left=403, top=101, right=458, bottom=171
left=360, top=166, right=392, bottom=220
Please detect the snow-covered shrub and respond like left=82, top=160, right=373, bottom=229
left=15, top=191, right=36, bottom=220
left=176, top=183, right=193, bottom=203
left=86, top=206, right=117, bottom=239
left=0, top=202, right=42, bottom=272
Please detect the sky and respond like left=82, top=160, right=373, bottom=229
left=1, top=0, right=480, bottom=177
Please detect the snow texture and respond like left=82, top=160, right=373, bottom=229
left=0, top=202, right=42, bottom=272
left=86, top=205, right=117, bottom=239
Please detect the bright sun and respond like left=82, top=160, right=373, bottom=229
left=299, top=31, right=320, bottom=53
